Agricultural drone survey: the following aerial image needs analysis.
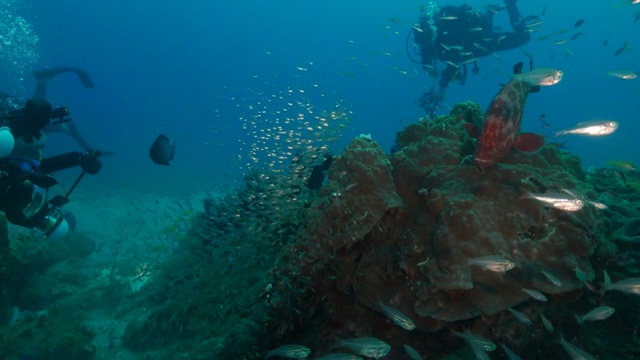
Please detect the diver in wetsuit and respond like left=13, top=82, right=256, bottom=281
left=413, top=0, right=531, bottom=115
left=1, top=67, right=103, bottom=159
left=0, top=67, right=104, bottom=239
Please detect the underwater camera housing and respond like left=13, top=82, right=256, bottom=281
left=50, top=106, right=71, bottom=125
left=1, top=171, right=68, bottom=241
left=35, top=205, right=68, bottom=241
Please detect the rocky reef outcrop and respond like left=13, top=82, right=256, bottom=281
left=119, top=102, right=637, bottom=359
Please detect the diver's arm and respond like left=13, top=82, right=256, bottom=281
left=39, top=152, right=84, bottom=173
left=39, top=151, right=102, bottom=174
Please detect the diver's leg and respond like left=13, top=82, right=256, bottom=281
left=504, top=0, right=526, bottom=33
left=31, top=67, right=94, bottom=100
left=488, top=1, right=530, bottom=51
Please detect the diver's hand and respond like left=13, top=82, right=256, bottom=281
left=49, top=195, right=69, bottom=208
left=81, top=151, right=102, bottom=174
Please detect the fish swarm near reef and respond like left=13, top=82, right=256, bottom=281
left=115, top=102, right=640, bottom=360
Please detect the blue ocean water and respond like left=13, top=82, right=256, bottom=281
left=2, top=1, right=640, bottom=359
left=2, top=1, right=638, bottom=194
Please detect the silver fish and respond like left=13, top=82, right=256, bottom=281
left=514, top=67, right=563, bottom=86
left=500, top=342, right=523, bottom=360
left=379, top=302, right=416, bottom=330
left=559, top=336, right=597, bottom=360
left=575, top=306, right=615, bottom=325
left=313, top=354, right=363, bottom=360
left=464, top=329, right=491, bottom=360
left=521, top=288, right=548, bottom=302
left=604, top=277, right=640, bottom=295
left=403, top=344, right=423, bottom=360
left=266, top=344, right=311, bottom=359
left=334, top=337, right=391, bottom=359
left=523, top=191, right=584, bottom=211
left=541, top=270, right=563, bottom=287
left=555, top=120, right=619, bottom=136
left=508, top=307, right=531, bottom=325
left=604, top=269, right=612, bottom=287
left=453, top=331, right=497, bottom=352
left=468, top=255, right=516, bottom=272
left=540, top=313, right=554, bottom=333
left=607, top=69, right=637, bottom=80
left=587, top=200, right=607, bottom=209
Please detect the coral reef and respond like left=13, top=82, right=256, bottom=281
left=5, top=102, right=636, bottom=359
left=116, top=101, right=637, bottom=359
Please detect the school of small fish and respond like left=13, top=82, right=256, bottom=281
left=267, top=2, right=640, bottom=359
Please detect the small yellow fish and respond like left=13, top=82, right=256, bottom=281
left=607, top=159, right=637, bottom=171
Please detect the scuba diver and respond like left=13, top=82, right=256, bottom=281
left=0, top=67, right=103, bottom=240
left=410, top=0, right=533, bottom=115
left=4, top=67, right=103, bottom=159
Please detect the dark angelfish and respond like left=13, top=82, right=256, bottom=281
left=149, top=134, right=175, bottom=165
left=473, top=62, right=545, bottom=168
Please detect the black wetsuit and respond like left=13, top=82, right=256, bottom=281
left=415, top=2, right=530, bottom=89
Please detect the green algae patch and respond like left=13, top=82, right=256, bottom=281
left=0, top=307, right=95, bottom=360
